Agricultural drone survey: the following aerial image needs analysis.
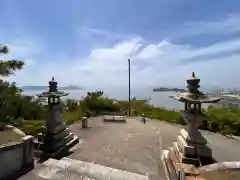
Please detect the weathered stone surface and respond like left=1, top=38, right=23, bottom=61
left=68, top=117, right=164, bottom=180
left=198, top=161, right=240, bottom=173
left=0, top=136, right=34, bottom=180
left=36, top=100, right=79, bottom=157
left=35, top=158, right=150, bottom=180
left=38, top=128, right=70, bottom=142
left=42, top=123, right=67, bottom=135
left=18, top=116, right=240, bottom=180
left=161, top=150, right=178, bottom=180
left=180, top=129, right=207, bottom=145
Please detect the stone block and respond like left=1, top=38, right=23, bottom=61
left=177, top=132, right=212, bottom=161
left=22, top=136, right=34, bottom=168
left=63, top=157, right=150, bottom=180
left=161, top=149, right=178, bottom=180
left=172, top=142, right=182, bottom=161
left=38, top=128, right=70, bottom=143
left=51, top=135, right=79, bottom=157
left=168, top=147, right=181, bottom=174
left=195, top=144, right=212, bottom=159
left=181, top=156, right=199, bottom=166
left=42, top=123, right=67, bottom=135
left=177, top=135, right=196, bottom=157
left=40, top=157, right=149, bottom=180
left=40, top=135, right=79, bottom=158
left=66, top=135, right=79, bottom=150
left=180, top=129, right=207, bottom=145
left=38, top=133, right=74, bottom=153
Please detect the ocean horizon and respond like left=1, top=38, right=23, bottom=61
left=22, top=88, right=210, bottom=110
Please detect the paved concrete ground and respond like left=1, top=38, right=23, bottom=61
left=68, top=116, right=240, bottom=180
left=68, top=117, right=162, bottom=180
left=18, top=116, right=240, bottom=180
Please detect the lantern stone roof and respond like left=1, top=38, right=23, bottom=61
left=37, top=77, right=69, bottom=97
left=37, top=91, right=69, bottom=98
left=172, top=72, right=221, bottom=104
left=173, top=92, right=221, bottom=103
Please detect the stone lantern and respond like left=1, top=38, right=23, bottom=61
left=161, top=73, right=221, bottom=178
left=36, top=77, right=79, bottom=158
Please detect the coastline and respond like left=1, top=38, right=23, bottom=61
left=21, top=89, right=211, bottom=110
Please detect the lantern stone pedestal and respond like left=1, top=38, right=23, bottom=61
left=36, top=106, right=79, bottom=158
left=179, top=111, right=213, bottom=164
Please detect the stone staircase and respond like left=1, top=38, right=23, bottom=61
left=161, top=129, right=201, bottom=180
left=19, top=157, right=150, bottom=180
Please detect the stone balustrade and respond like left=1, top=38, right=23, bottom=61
left=0, top=135, right=34, bottom=179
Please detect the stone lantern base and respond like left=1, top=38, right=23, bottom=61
left=161, top=112, right=214, bottom=179
left=36, top=122, right=79, bottom=158
left=161, top=128, right=214, bottom=180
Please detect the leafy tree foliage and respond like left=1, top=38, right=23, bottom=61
left=0, top=44, right=24, bottom=76
left=79, top=91, right=120, bottom=115
left=0, top=44, right=45, bottom=128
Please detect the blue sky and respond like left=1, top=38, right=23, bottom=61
left=1, top=0, right=240, bottom=90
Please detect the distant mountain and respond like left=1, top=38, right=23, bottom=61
left=21, top=85, right=83, bottom=91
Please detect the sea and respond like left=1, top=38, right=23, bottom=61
left=22, top=88, right=209, bottom=110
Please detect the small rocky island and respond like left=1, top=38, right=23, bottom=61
left=153, top=87, right=187, bottom=92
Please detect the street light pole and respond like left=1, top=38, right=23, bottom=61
left=128, top=59, right=131, bottom=116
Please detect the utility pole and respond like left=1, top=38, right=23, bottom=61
left=128, top=59, right=131, bottom=116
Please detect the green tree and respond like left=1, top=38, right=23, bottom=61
left=0, top=44, right=24, bottom=76
left=0, top=44, right=45, bottom=128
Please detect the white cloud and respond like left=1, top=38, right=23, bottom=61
left=136, top=38, right=240, bottom=67
left=5, top=35, right=240, bottom=90
left=3, top=14, right=240, bottom=90
left=178, top=14, right=240, bottom=36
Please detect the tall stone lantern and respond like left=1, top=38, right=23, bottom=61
left=36, top=77, right=79, bottom=158
left=161, top=73, right=221, bottom=178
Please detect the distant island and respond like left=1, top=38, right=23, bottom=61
left=153, top=87, right=186, bottom=92
left=21, top=85, right=83, bottom=91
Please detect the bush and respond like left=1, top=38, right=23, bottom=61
left=119, top=99, right=240, bottom=136
left=20, top=120, right=45, bottom=136
left=19, top=110, right=83, bottom=136
left=205, top=107, right=240, bottom=136
left=1, top=74, right=240, bottom=138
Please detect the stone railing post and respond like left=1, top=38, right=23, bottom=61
left=22, top=135, right=34, bottom=169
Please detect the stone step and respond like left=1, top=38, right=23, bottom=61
left=168, top=147, right=180, bottom=175
left=172, top=142, right=181, bottom=162
left=66, top=135, right=80, bottom=149
left=181, top=156, right=199, bottom=166
left=42, top=123, right=67, bottom=135
left=40, top=157, right=150, bottom=180
left=51, top=135, right=80, bottom=158
left=161, top=150, right=178, bottom=180
left=35, top=160, right=96, bottom=180
left=38, top=128, right=70, bottom=142
left=38, top=135, right=79, bottom=158
left=168, top=146, right=197, bottom=175
left=177, top=135, right=195, bottom=157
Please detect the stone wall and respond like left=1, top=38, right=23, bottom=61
left=0, top=135, right=34, bottom=179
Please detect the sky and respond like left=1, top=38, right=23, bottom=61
left=0, top=0, right=240, bottom=91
